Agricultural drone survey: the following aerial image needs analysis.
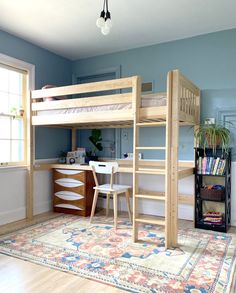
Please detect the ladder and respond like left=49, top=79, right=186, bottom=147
left=132, top=72, right=179, bottom=249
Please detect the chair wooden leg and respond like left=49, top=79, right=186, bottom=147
left=106, top=193, right=110, bottom=217
left=125, top=190, right=132, bottom=223
left=90, top=189, right=99, bottom=223
left=113, top=192, right=118, bottom=229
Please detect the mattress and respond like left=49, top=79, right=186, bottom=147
left=37, top=94, right=167, bottom=116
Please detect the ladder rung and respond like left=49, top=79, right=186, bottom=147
left=136, top=147, right=166, bottom=150
left=136, top=122, right=166, bottom=127
left=135, top=217, right=165, bottom=226
left=136, top=168, right=165, bottom=175
left=135, top=194, right=166, bottom=200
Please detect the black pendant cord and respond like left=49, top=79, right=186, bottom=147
left=106, top=0, right=109, bottom=12
left=103, top=0, right=106, bottom=11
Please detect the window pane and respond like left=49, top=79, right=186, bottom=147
left=12, top=140, right=24, bottom=161
left=0, top=91, right=9, bottom=114
left=0, top=67, right=8, bottom=92
left=0, top=117, right=10, bottom=139
left=9, top=93, right=22, bottom=112
left=0, top=63, right=26, bottom=164
left=9, top=71, right=22, bottom=95
left=12, top=118, right=23, bottom=139
left=0, top=140, right=10, bottom=162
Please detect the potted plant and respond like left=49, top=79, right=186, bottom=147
left=85, top=129, right=103, bottom=163
left=194, top=122, right=232, bottom=153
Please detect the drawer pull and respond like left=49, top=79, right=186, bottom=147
left=54, top=204, right=83, bottom=210
left=56, top=169, right=84, bottom=175
left=55, top=191, right=84, bottom=201
left=55, top=178, right=84, bottom=188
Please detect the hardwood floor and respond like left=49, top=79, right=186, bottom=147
left=0, top=212, right=235, bottom=293
left=0, top=254, right=123, bottom=293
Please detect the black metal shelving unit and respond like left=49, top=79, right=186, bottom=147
left=194, top=148, right=231, bottom=232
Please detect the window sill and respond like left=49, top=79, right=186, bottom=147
left=0, top=165, right=27, bottom=172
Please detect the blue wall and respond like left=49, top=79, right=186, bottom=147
left=73, top=29, right=236, bottom=161
left=0, top=30, right=73, bottom=159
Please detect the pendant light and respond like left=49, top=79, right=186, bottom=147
left=96, top=0, right=112, bottom=35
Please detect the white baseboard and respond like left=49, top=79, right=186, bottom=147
left=0, top=200, right=53, bottom=226
left=34, top=200, right=53, bottom=215
left=0, top=207, right=26, bottom=226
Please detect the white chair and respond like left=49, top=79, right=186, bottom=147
left=89, top=161, right=132, bottom=228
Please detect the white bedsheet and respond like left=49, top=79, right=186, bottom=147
left=38, top=95, right=166, bottom=116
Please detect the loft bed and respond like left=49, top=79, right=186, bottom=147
left=28, top=69, right=200, bottom=249
left=31, top=71, right=199, bottom=128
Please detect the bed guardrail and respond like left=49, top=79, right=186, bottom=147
left=178, top=71, right=200, bottom=124
left=31, top=76, right=137, bottom=111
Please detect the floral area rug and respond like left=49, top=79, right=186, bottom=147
left=0, top=215, right=235, bottom=293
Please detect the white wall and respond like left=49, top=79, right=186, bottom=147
left=0, top=168, right=53, bottom=226
left=1, top=163, right=235, bottom=226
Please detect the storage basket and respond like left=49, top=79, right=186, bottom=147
left=200, top=188, right=225, bottom=201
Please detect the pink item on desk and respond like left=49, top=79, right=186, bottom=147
left=41, top=84, right=67, bottom=102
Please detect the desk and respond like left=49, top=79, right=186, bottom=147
left=34, top=163, right=193, bottom=178
left=34, top=162, right=194, bottom=206
left=35, top=163, right=133, bottom=173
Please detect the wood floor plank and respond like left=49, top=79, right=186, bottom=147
left=0, top=254, right=123, bottom=293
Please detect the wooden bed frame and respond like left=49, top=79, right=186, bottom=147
left=28, top=69, right=200, bottom=249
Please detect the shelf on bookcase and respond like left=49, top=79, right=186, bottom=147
left=196, top=197, right=225, bottom=203
left=196, top=219, right=226, bottom=232
left=196, top=173, right=226, bottom=177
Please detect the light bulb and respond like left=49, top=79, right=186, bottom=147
left=105, top=18, right=112, bottom=29
left=101, top=26, right=110, bottom=35
left=96, top=17, right=105, bottom=28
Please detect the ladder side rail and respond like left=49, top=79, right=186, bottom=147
left=132, top=76, right=142, bottom=242
left=170, top=70, right=180, bottom=247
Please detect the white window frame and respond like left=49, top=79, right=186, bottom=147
left=0, top=53, right=35, bottom=167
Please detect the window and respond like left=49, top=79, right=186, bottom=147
left=0, top=63, right=27, bottom=166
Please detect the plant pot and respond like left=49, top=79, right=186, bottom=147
left=85, top=155, right=98, bottom=164
left=206, top=134, right=221, bottom=149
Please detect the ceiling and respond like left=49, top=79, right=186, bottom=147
left=0, top=0, right=236, bottom=60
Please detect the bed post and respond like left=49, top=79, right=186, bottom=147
left=26, top=90, right=34, bottom=220
left=165, top=71, right=173, bottom=249
left=170, top=70, right=180, bottom=247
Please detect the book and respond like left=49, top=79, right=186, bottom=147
left=219, top=159, right=226, bottom=175
left=208, top=157, right=214, bottom=175
left=205, top=157, right=210, bottom=174
left=212, top=157, right=220, bottom=175
left=210, top=158, right=216, bottom=174
left=202, top=157, right=207, bottom=174
left=197, top=157, right=202, bottom=174
left=216, top=160, right=222, bottom=175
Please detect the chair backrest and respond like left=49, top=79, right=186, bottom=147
left=89, top=161, right=119, bottom=174
left=89, top=161, right=119, bottom=189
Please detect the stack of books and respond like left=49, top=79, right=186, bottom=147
left=203, top=211, right=223, bottom=225
left=197, top=156, right=226, bottom=175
